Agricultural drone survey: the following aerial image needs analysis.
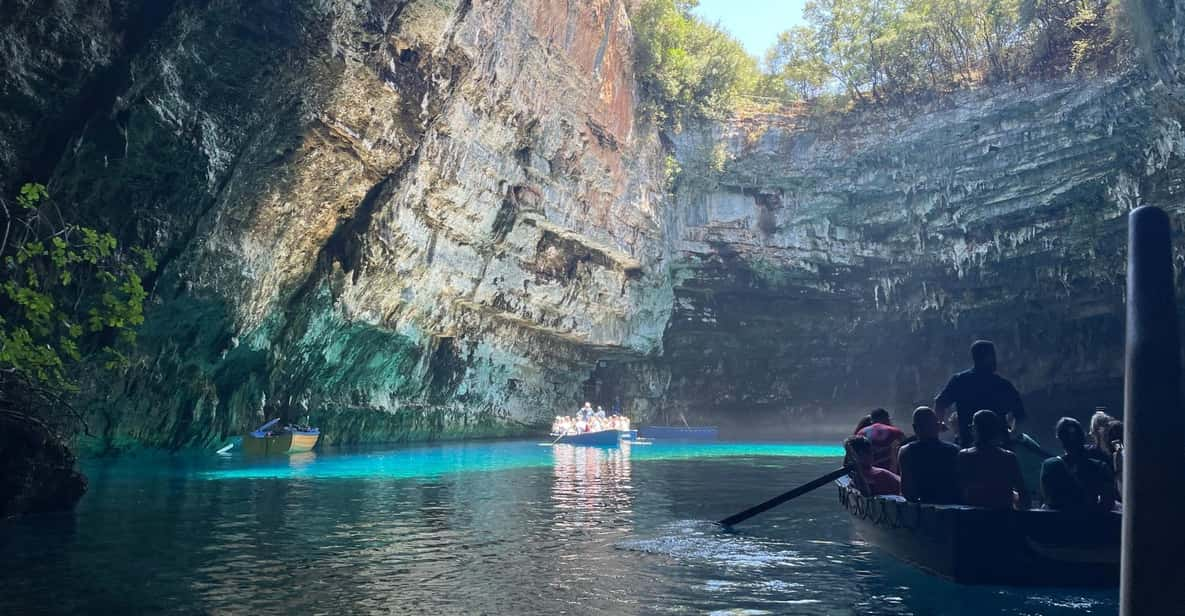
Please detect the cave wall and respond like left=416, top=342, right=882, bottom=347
left=652, top=73, right=1185, bottom=436
left=6, top=1, right=1185, bottom=448
left=4, top=0, right=673, bottom=450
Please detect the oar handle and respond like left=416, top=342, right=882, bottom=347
left=1014, top=433, right=1055, bottom=459
left=719, top=465, right=851, bottom=527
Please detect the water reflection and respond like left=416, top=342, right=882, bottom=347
left=550, top=442, right=634, bottom=527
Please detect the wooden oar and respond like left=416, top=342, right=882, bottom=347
left=718, top=466, right=851, bottom=527
left=1013, top=432, right=1055, bottom=459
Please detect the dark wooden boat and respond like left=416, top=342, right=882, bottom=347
left=243, top=419, right=320, bottom=455
left=554, top=429, right=620, bottom=447
left=638, top=426, right=718, bottom=440
left=837, top=476, right=1120, bottom=587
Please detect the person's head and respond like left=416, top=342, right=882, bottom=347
left=869, top=408, right=891, bottom=425
left=583, top=401, right=592, bottom=408
left=1090, top=409, right=1115, bottom=448
left=1055, top=417, right=1087, bottom=452
left=1106, top=420, right=1124, bottom=453
left=912, top=406, right=940, bottom=440
left=972, top=409, right=1002, bottom=447
left=844, top=435, right=873, bottom=467
left=970, top=340, right=997, bottom=372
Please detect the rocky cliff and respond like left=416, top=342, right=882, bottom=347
left=4, top=0, right=672, bottom=450
left=649, top=75, right=1185, bottom=435
left=3, top=1, right=1185, bottom=449
left=639, top=1, right=1185, bottom=435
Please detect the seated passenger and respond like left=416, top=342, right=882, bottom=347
left=1107, top=421, right=1124, bottom=498
left=595, top=406, right=607, bottom=420
left=845, top=435, right=901, bottom=496
left=957, top=410, right=1030, bottom=509
left=1041, top=417, right=1116, bottom=511
left=855, top=408, right=905, bottom=472
left=898, top=406, right=961, bottom=504
left=852, top=408, right=890, bottom=434
left=1085, top=409, right=1117, bottom=471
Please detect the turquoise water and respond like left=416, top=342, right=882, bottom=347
left=201, top=441, right=843, bottom=480
left=0, top=439, right=1117, bottom=614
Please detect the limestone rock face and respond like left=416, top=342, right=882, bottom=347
left=6, top=1, right=1185, bottom=448
left=6, top=0, right=670, bottom=449
left=653, top=74, right=1185, bottom=434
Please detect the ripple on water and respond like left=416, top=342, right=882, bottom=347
left=618, top=520, right=809, bottom=569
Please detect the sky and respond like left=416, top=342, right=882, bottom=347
left=691, top=0, right=808, bottom=59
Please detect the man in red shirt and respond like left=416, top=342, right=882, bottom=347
left=845, top=435, right=901, bottom=496
left=855, top=408, right=905, bottom=472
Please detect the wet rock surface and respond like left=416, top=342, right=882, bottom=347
left=0, top=411, right=87, bottom=518
left=4, top=0, right=670, bottom=449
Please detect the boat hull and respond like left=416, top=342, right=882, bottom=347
left=242, top=431, right=320, bottom=455
left=638, top=426, right=718, bottom=440
left=556, top=430, right=620, bottom=447
left=837, top=477, right=1119, bottom=587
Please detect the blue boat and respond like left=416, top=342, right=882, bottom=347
left=554, top=430, right=620, bottom=447
left=638, top=426, right=719, bottom=440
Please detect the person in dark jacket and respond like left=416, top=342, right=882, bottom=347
left=935, top=340, right=1025, bottom=446
left=1040, top=417, right=1116, bottom=511
left=899, top=406, right=961, bottom=504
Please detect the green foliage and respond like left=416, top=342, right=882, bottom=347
left=760, top=0, right=1130, bottom=107
left=632, top=0, right=762, bottom=131
left=0, top=183, right=155, bottom=424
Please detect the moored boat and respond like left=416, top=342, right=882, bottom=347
left=554, top=429, right=620, bottom=447
left=243, top=419, right=320, bottom=455
left=836, top=476, right=1119, bottom=587
left=638, top=426, right=718, bottom=440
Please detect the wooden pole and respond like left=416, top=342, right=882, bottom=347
left=1121, top=206, right=1185, bottom=614
left=718, top=466, right=850, bottom=527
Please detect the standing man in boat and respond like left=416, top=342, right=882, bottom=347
left=934, top=340, right=1026, bottom=446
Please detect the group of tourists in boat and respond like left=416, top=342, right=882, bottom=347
left=845, top=340, right=1123, bottom=512
left=551, top=401, right=631, bottom=436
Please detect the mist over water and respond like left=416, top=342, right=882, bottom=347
left=0, top=440, right=1116, bottom=614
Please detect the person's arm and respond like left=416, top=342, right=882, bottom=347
left=898, top=447, right=915, bottom=501
left=1007, top=382, right=1026, bottom=425
left=1096, top=461, right=1118, bottom=510
left=1039, top=459, right=1054, bottom=509
left=1011, top=454, right=1031, bottom=510
left=934, top=376, right=957, bottom=428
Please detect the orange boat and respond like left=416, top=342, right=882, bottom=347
left=242, top=419, right=320, bottom=455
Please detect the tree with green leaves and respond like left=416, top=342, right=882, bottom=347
left=761, top=0, right=1128, bottom=109
left=0, top=183, right=155, bottom=432
left=632, top=0, right=762, bottom=131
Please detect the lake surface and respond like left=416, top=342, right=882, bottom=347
left=0, top=439, right=1118, bottom=615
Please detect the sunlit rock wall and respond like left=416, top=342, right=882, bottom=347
left=9, top=0, right=1185, bottom=449
left=5, top=0, right=671, bottom=449
left=649, top=73, right=1185, bottom=435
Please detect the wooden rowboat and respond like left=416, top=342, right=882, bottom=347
left=243, top=419, right=320, bottom=455
left=837, top=476, right=1119, bottom=587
